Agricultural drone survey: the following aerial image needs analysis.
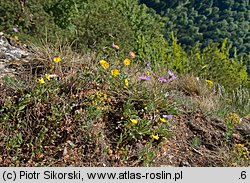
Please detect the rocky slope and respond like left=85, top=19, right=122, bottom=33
left=0, top=32, right=33, bottom=80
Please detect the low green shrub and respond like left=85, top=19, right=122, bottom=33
left=189, top=39, right=248, bottom=91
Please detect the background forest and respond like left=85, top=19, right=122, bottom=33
left=140, top=0, right=250, bottom=72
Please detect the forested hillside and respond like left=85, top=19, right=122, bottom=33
left=140, top=0, right=250, bottom=71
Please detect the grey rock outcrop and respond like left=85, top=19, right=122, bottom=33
left=0, top=32, right=33, bottom=79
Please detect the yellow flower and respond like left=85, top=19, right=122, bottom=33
left=206, top=80, right=213, bottom=88
left=45, top=74, right=51, bottom=81
left=124, top=79, right=129, bottom=87
left=103, top=93, right=107, bottom=100
left=100, top=60, right=110, bottom=70
left=160, top=118, right=167, bottom=123
left=236, top=144, right=246, bottom=150
left=123, top=58, right=131, bottom=66
left=226, top=113, right=241, bottom=124
left=112, top=42, right=120, bottom=50
left=53, top=56, right=62, bottom=63
left=38, top=78, right=46, bottom=84
left=152, top=134, right=159, bottom=140
left=130, top=119, right=138, bottom=124
left=111, top=69, right=120, bottom=77
left=129, top=51, right=136, bottom=58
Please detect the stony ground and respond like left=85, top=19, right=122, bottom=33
left=0, top=32, right=32, bottom=80
left=153, top=110, right=249, bottom=167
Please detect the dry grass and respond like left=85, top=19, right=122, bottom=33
left=174, top=74, right=212, bottom=96
left=0, top=41, right=249, bottom=167
left=173, top=74, right=220, bottom=112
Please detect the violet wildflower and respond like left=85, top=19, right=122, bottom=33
left=168, top=70, right=177, bottom=80
left=162, top=114, right=173, bottom=119
left=139, top=75, right=150, bottom=81
left=13, top=27, right=18, bottom=33
left=158, top=76, right=168, bottom=83
left=168, top=70, right=174, bottom=77
left=171, top=75, right=177, bottom=80
left=146, top=61, right=151, bottom=67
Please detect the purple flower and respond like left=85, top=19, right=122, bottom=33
left=139, top=75, right=150, bottom=81
left=171, top=75, right=177, bottom=80
left=146, top=61, right=151, bottom=67
left=13, top=27, right=18, bottom=33
left=168, top=70, right=174, bottom=77
left=162, top=114, right=173, bottom=119
left=158, top=76, right=168, bottom=83
left=168, top=70, right=177, bottom=80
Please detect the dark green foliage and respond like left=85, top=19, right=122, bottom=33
left=0, top=0, right=168, bottom=63
left=71, top=0, right=168, bottom=63
left=0, top=0, right=66, bottom=41
left=140, top=0, right=250, bottom=69
left=44, top=0, right=79, bottom=30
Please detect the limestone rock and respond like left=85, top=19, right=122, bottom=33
left=0, top=32, right=33, bottom=79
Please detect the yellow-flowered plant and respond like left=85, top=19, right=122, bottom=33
left=225, top=113, right=241, bottom=125
left=100, top=59, right=110, bottom=70
left=233, top=144, right=249, bottom=162
left=38, top=78, right=45, bottom=84
left=206, top=79, right=213, bottom=88
left=53, top=56, right=62, bottom=63
left=111, top=69, right=120, bottom=77
left=130, top=119, right=138, bottom=124
left=160, top=118, right=167, bottom=123
left=45, top=74, right=51, bottom=81
left=124, top=79, right=129, bottom=87
left=152, top=134, right=159, bottom=140
left=89, top=91, right=109, bottom=112
left=123, top=58, right=131, bottom=66
left=129, top=51, right=136, bottom=58
left=112, top=42, right=120, bottom=50
left=225, top=113, right=241, bottom=142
